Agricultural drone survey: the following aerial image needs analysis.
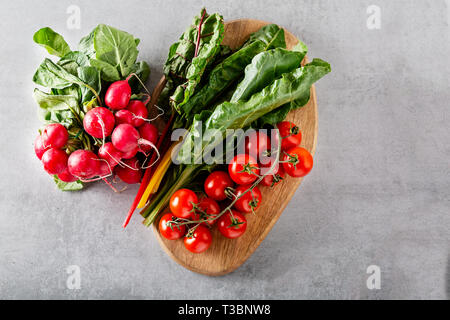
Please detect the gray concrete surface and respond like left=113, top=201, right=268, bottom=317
left=0, top=0, right=449, bottom=299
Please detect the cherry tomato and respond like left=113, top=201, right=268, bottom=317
left=204, top=171, right=233, bottom=201
left=277, top=121, right=302, bottom=151
left=159, top=213, right=186, bottom=240
left=170, top=189, right=198, bottom=219
left=218, top=210, right=247, bottom=239
left=261, top=165, right=285, bottom=187
left=233, top=185, right=262, bottom=213
left=228, top=154, right=259, bottom=185
left=282, top=147, right=313, bottom=178
left=184, top=225, right=212, bottom=253
left=244, top=130, right=271, bottom=160
left=192, top=197, right=220, bottom=226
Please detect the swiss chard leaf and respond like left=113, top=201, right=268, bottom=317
left=53, top=176, right=83, bottom=191
left=160, top=9, right=225, bottom=113
left=33, top=27, right=71, bottom=58
left=230, top=48, right=306, bottom=103
left=175, top=41, right=265, bottom=126
left=90, top=24, right=139, bottom=81
left=177, top=59, right=331, bottom=164
left=176, top=24, right=288, bottom=127
left=243, top=24, right=286, bottom=50
left=256, top=59, right=330, bottom=126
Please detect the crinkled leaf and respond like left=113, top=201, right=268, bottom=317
left=53, top=176, right=83, bottom=191
left=230, top=48, right=305, bottom=103
left=170, top=10, right=225, bottom=110
left=33, top=27, right=71, bottom=58
left=159, top=9, right=224, bottom=113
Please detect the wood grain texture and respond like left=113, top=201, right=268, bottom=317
left=150, top=19, right=318, bottom=276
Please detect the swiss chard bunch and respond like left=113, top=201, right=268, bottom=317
left=140, top=20, right=331, bottom=225
left=32, top=25, right=150, bottom=190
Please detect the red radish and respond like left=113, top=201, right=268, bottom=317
left=111, top=124, right=140, bottom=153
left=34, top=135, right=49, bottom=160
left=126, top=100, right=148, bottom=127
left=41, top=148, right=68, bottom=175
left=42, top=124, right=68, bottom=149
left=68, top=150, right=100, bottom=180
left=114, top=157, right=142, bottom=184
left=97, top=161, right=113, bottom=177
left=121, top=146, right=139, bottom=159
left=114, top=109, right=134, bottom=125
left=138, top=123, right=158, bottom=153
left=98, top=142, right=123, bottom=168
left=105, top=80, right=131, bottom=110
left=83, top=107, right=115, bottom=139
left=57, top=167, right=78, bottom=182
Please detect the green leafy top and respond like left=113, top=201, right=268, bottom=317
left=90, top=24, right=139, bottom=81
left=33, top=27, right=71, bottom=58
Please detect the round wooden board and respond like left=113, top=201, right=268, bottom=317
left=150, top=19, right=318, bottom=276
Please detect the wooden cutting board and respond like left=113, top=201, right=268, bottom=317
left=150, top=19, right=318, bottom=276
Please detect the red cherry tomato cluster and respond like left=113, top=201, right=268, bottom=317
left=34, top=79, right=160, bottom=187
left=159, top=121, right=313, bottom=254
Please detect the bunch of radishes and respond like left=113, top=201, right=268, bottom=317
left=34, top=78, right=160, bottom=188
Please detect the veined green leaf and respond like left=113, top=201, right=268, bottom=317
left=244, top=24, right=286, bottom=50
left=91, top=24, right=139, bottom=81
left=230, top=48, right=305, bottom=103
left=257, top=59, right=331, bottom=126
left=33, top=58, right=82, bottom=89
left=33, top=27, right=71, bottom=58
